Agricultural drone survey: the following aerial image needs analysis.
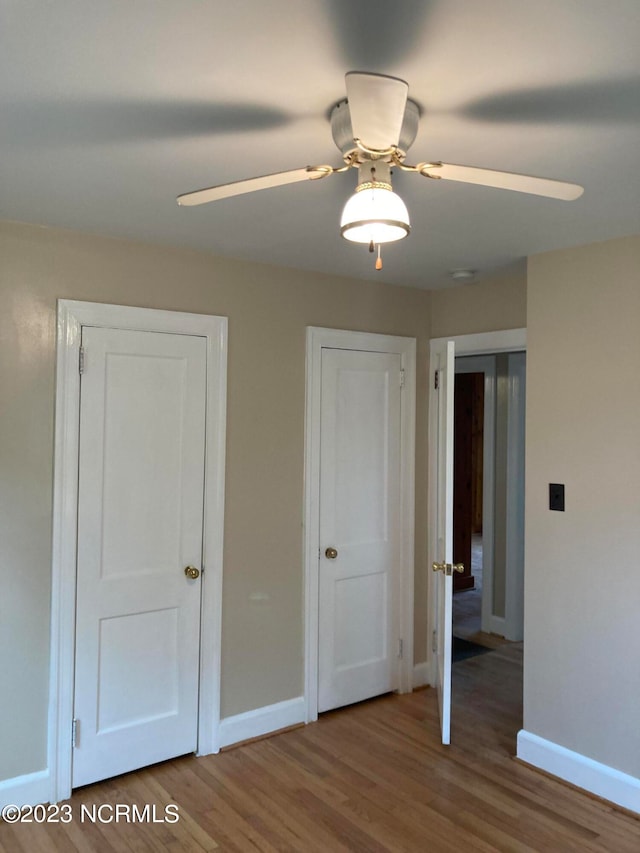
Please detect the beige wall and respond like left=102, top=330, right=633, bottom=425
left=430, top=264, right=527, bottom=338
left=524, top=235, right=640, bottom=777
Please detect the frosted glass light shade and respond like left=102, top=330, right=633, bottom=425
left=340, top=186, right=410, bottom=243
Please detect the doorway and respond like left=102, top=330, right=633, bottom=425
left=49, top=301, right=227, bottom=804
left=427, top=329, right=526, bottom=745
left=452, top=368, right=484, bottom=655
left=452, top=352, right=526, bottom=652
left=303, top=327, right=416, bottom=722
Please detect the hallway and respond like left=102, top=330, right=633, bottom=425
left=453, top=534, right=484, bottom=640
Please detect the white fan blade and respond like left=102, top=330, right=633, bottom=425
left=177, top=167, right=329, bottom=206
left=345, top=72, right=408, bottom=151
left=422, top=162, right=583, bottom=200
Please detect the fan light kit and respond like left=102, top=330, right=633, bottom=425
left=178, top=72, right=584, bottom=272
left=340, top=161, right=410, bottom=245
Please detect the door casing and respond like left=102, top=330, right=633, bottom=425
left=49, top=300, right=227, bottom=804
left=303, top=327, right=416, bottom=723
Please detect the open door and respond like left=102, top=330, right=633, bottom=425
left=429, top=339, right=456, bottom=744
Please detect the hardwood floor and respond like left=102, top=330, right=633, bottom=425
left=2, top=648, right=638, bottom=852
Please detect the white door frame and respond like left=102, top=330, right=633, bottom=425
left=504, top=351, right=526, bottom=642
left=303, top=327, right=416, bottom=723
left=49, top=300, right=227, bottom=804
left=427, top=328, right=526, bottom=680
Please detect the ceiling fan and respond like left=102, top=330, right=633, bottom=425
left=177, top=72, right=583, bottom=265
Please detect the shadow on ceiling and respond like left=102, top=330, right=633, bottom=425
left=1, top=100, right=293, bottom=146
left=459, top=76, right=640, bottom=124
left=325, top=0, right=435, bottom=68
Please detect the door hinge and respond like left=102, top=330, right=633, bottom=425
left=434, top=369, right=439, bottom=390
left=72, top=718, right=79, bottom=748
left=398, top=638, right=404, bottom=659
left=399, top=369, right=405, bottom=389
left=432, top=629, right=437, bottom=654
left=79, top=346, right=85, bottom=374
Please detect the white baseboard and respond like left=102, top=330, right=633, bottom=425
left=486, top=614, right=506, bottom=637
left=517, top=730, right=640, bottom=815
left=0, top=769, right=51, bottom=809
left=413, top=661, right=432, bottom=689
left=218, top=696, right=305, bottom=749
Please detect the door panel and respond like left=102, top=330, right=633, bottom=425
left=318, top=349, right=401, bottom=713
left=430, top=340, right=455, bottom=745
left=97, top=607, right=179, bottom=732
left=72, top=326, right=206, bottom=788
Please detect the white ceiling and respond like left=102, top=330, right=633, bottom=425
left=2, top=0, right=639, bottom=289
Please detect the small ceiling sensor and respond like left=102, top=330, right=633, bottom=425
left=450, top=269, right=476, bottom=281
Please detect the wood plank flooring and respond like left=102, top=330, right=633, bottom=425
left=2, top=645, right=638, bottom=852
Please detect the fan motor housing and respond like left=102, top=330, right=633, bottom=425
left=330, top=97, right=420, bottom=159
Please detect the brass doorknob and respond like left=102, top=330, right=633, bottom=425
left=325, top=547, right=338, bottom=560
left=432, top=562, right=465, bottom=575
left=184, top=566, right=200, bottom=579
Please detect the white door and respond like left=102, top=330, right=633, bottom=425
left=72, top=326, right=207, bottom=788
left=318, top=348, right=402, bottom=713
left=429, top=340, right=455, bottom=744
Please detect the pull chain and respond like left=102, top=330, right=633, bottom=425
left=375, top=243, right=383, bottom=270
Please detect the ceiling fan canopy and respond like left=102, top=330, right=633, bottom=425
left=330, top=91, right=420, bottom=160
left=177, top=71, right=584, bottom=259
